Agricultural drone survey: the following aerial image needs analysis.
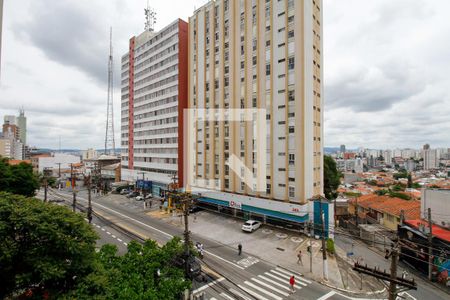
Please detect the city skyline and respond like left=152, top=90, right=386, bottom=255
left=0, top=0, right=450, bottom=150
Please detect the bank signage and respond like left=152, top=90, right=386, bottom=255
left=229, top=200, right=242, bottom=209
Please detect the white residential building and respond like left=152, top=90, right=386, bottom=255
left=120, top=19, right=188, bottom=189
left=37, top=153, right=80, bottom=173
left=422, top=148, right=438, bottom=170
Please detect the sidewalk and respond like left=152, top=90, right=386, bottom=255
left=148, top=207, right=385, bottom=296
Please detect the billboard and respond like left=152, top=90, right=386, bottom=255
left=136, top=180, right=152, bottom=191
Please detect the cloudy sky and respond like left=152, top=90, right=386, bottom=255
left=0, top=0, right=449, bottom=150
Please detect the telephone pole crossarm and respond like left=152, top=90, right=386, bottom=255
left=352, top=263, right=417, bottom=290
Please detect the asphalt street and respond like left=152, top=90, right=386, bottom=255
left=335, top=230, right=449, bottom=300
left=38, top=188, right=448, bottom=300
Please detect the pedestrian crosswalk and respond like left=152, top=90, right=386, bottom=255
left=197, top=267, right=312, bottom=300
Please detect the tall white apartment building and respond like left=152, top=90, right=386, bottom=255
left=382, top=150, right=392, bottom=164
left=121, top=19, right=188, bottom=189
left=187, top=0, right=325, bottom=223
left=422, top=148, right=438, bottom=170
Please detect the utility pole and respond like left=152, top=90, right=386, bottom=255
left=182, top=200, right=191, bottom=276
left=87, top=175, right=92, bottom=223
left=427, top=207, right=433, bottom=281
left=44, top=177, right=48, bottom=202
left=56, top=162, right=62, bottom=178
left=308, top=221, right=313, bottom=273
left=71, top=163, right=76, bottom=212
left=353, top=244, right=417, bottom=300
left=320, top=202, right=328, bottom=281
left=72, top=188, right=77, bottom=212
left=388, top=247, right=398, bottom=300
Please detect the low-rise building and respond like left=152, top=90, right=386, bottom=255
left=398, top=220, right=450, bottom=285
left=36, top=153, right=81, bottom=174
left=349, top=194, right=421, bottom=231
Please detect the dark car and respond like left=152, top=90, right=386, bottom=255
left=189, top=205, right=204, bottom=214
left=173, top=255, right=202, bottom=279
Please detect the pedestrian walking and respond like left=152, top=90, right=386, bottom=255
left=289, top=275, right=295, bottom=293
left=238, top=243, right=242, bottom=256
left=297, top=250, right=303, bottom=265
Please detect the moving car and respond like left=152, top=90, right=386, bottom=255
left=173, top=255, right=202, bottom=280
left=241, top=220, right=262, bottom=233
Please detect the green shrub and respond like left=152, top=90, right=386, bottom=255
left=326, top=238, right=335, bottom=255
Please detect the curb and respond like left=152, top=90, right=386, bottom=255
left=319, top=280, right=386, bottom=296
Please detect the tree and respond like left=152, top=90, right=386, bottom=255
left=407, top=173, right=413, bottom=188
left=393, top=170, right=408, bottom=180
left=0, top=157, right=39, bottom=197
left=0, top=192, right=98, bottom=298
left=323, top=155, right=341, bottom=200
left=67, top=238, right=191, bottom=299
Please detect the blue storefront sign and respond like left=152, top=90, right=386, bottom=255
left=136, top=180, right=153, bottom=191
left=313, top=200, right=330, bottom=238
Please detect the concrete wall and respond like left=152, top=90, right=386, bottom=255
left=421, top=189, right=450, bottom=226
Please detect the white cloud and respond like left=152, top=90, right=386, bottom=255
left=0, top=0, right=449, bottom=151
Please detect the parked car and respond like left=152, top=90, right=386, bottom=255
left=136, top=194, right=152, bottom=201
left=120, top=189, right=131, bottom=195
left=189, top=205, right=203, bottom=214
left=241, top=220, right=262, bottom=233
left=126, top=191, right=140, bottom=198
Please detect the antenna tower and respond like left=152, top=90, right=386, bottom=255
left=105, top=27, right=115, bottom=155
left=144, top=1, right=157, bottom=32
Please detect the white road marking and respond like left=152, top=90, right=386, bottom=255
left=95, top=225, right=101, bottom=228
left=265, top=271, right=306, bottom=287
left=192, top=277, right=225, bottom=293
left=258, top=274, right=290, bottom=291
left=275, top=267, right=312, bottom=284
left=229, top=288, right=252, bottom=300
left=317, top=291, right=336, bottom=300
left=209, top=298, right=217, bottom=300
left=106, top=231, right=111, bottom=235
left=204, top=250, right=245, bottom=270
left=123, top=242, right=128, bottom=246
left=101, top=228, right=105, bottom=231
left=243, top=281, right=282, bottom=300
left=237, top=256, right=260, bottom=268
left=237, top=284, right=269, bottom=300
left=111, top=235, right=116, bottom=239
left=251, top=278, right=289, bottom=297
left=220, top=293, right=235, bottom=300
left=117, top=238, right=122, bottom=242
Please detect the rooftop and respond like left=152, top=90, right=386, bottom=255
left=405, top=219, right=450, bottom=243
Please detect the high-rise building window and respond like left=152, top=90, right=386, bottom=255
left=289, top=186, right=295, bottom=198
left=288, top=57, right=295, bottom=70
